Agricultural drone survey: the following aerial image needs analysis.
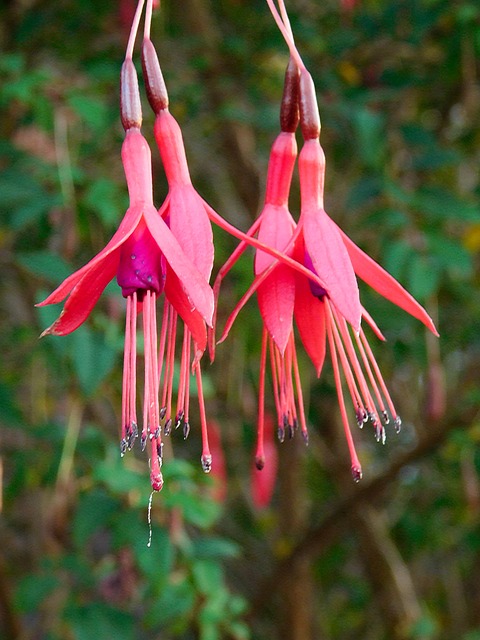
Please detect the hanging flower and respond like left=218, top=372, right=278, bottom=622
left=215, top=5, right=438, bottom=481
left=38, top=52, right=215, bottom=490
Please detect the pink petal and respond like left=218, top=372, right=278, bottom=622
left=204, top=200, right=341, bottom=295
left=122, top=129, right=155, bottom=205
left=254, top=204, right=296, bottom=273
left=37, top=205, right=144, bottom=306
left=41, top=251, right=119, bottom=336
left=168, top=185, right=214, bottom=281
left=302, top=206, right=361, bottom=331
left=154, top=110, right=191, bottom=185
left=143, top=204, right=214, bottom=326
left=257, top=268, right=295, bottom=355
left=294, top=267, right=327, bottom=376
left=164, top=265, right=207, bottom=353
left=255, top=205, right=296, bottom=354
left=338, top=228, right=439, bottom=335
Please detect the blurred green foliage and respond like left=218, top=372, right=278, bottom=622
left=1, top=1, right=480, bottom=639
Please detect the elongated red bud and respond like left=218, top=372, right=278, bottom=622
left=299, top=70, right=321, bottom=140
left=121, top=58, right=142, bottom=130
left=280, top=58, right=300, bottom=133
left=142, top=38, right=169, bottom=113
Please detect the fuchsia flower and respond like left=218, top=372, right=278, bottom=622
left=40, top=18, right=213, bottom=490
left=215, top=2, right=438, bottom=481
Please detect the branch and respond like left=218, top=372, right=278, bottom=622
left=250, top=417, right=456, bottom=616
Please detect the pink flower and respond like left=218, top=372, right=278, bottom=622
left=38, top=59, right=214, bottom=490
left=214, top=59, right=438, bottom=481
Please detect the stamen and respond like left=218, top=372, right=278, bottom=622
left=175, top=328, right=191, bottom=430
left=290, top=333, right=309, bottom=444
left=326, top=304, right=362, bottom=482
left=327, top=303, right=369, bottom=418
left=160, top=304, right=177, bottom=423
left=195, top=361, right=212, bottom=473
left=354, top=329, right=389, bottom=418
left=269, top=336, right=282, bottom=436
left=255, top=329, right=268, bottom=470
left=359, top=329, right=399, bottom=421
left=143, top=291, right=160, bottom=438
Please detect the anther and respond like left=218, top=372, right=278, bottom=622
left=351, top=465, right=363, bottom=483
left=164, top=419, right=172, bottom=436
left=141, top=434, right=147, bottom=452
left=381, top=411, right=390, bottom=426
left=394, top=416, right=402, bottom=434
left=201, top=454, right=212, bottom=474
left=175, top=410, right=184, bottom=429
left=302, top=429, right=309, bottom=446
left=156, top=441, right=163, bottom=461
left=356, top=407, right=367, bottom=428
left=159, top=406, right=167, bottom=420
left=183, top=422, right=190, bottom=440
left=277, top=425, right=285, bottom=443
left=120, top=438, right=128, bottom=457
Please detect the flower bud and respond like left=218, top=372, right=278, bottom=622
left=142, top=38, right=169, bottom=113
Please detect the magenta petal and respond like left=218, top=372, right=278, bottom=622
left=168, top=185, right=214, bottom=281
left=338, top=227, right=439, bottom=335
left=302, top=207, right=361, bottom=330
left=41, top=251, right=119, bottom=336
left=143, top=204, right=214, bottom=325
left=37, top=205, right=144, bottom=307
left=294, top=271, right=327, bottom=376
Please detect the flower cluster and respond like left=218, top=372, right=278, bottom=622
left=39, top=0, right=437, bottom=492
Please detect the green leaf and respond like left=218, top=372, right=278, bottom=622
left=346, top=176, right=383, bottom=210
left=67, top=604, right=135, bottom=640
left=133, top=526, right=174, bottom=585
left=427, top=234, right=473, bottom=280
left=407, top=255, right=440, bottom=299
left=192, top=559, right=224, bottom=596
left=352, top=108, right=386, bottom=170
left=163, top=491, right=221, bottom=528
left=191, top=537, right=241, bottom=560
left=71, top=325, right=117, bottom=396
left=18, top=251, right=74, bottom=283
left=413, top=187, right=479, bottom=222
left=72, top=489, right=120, bottom=548
left=67, top=94, right=109, bottom=133
left=84, top=177, right=128, bottom=227
left=382, top=240, right=414, bottom=281
left=145, top=580, right=195, bottom=627
left=15, top=573, right=59, bottom=613
left=93, top=446, right=149, bottom=496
